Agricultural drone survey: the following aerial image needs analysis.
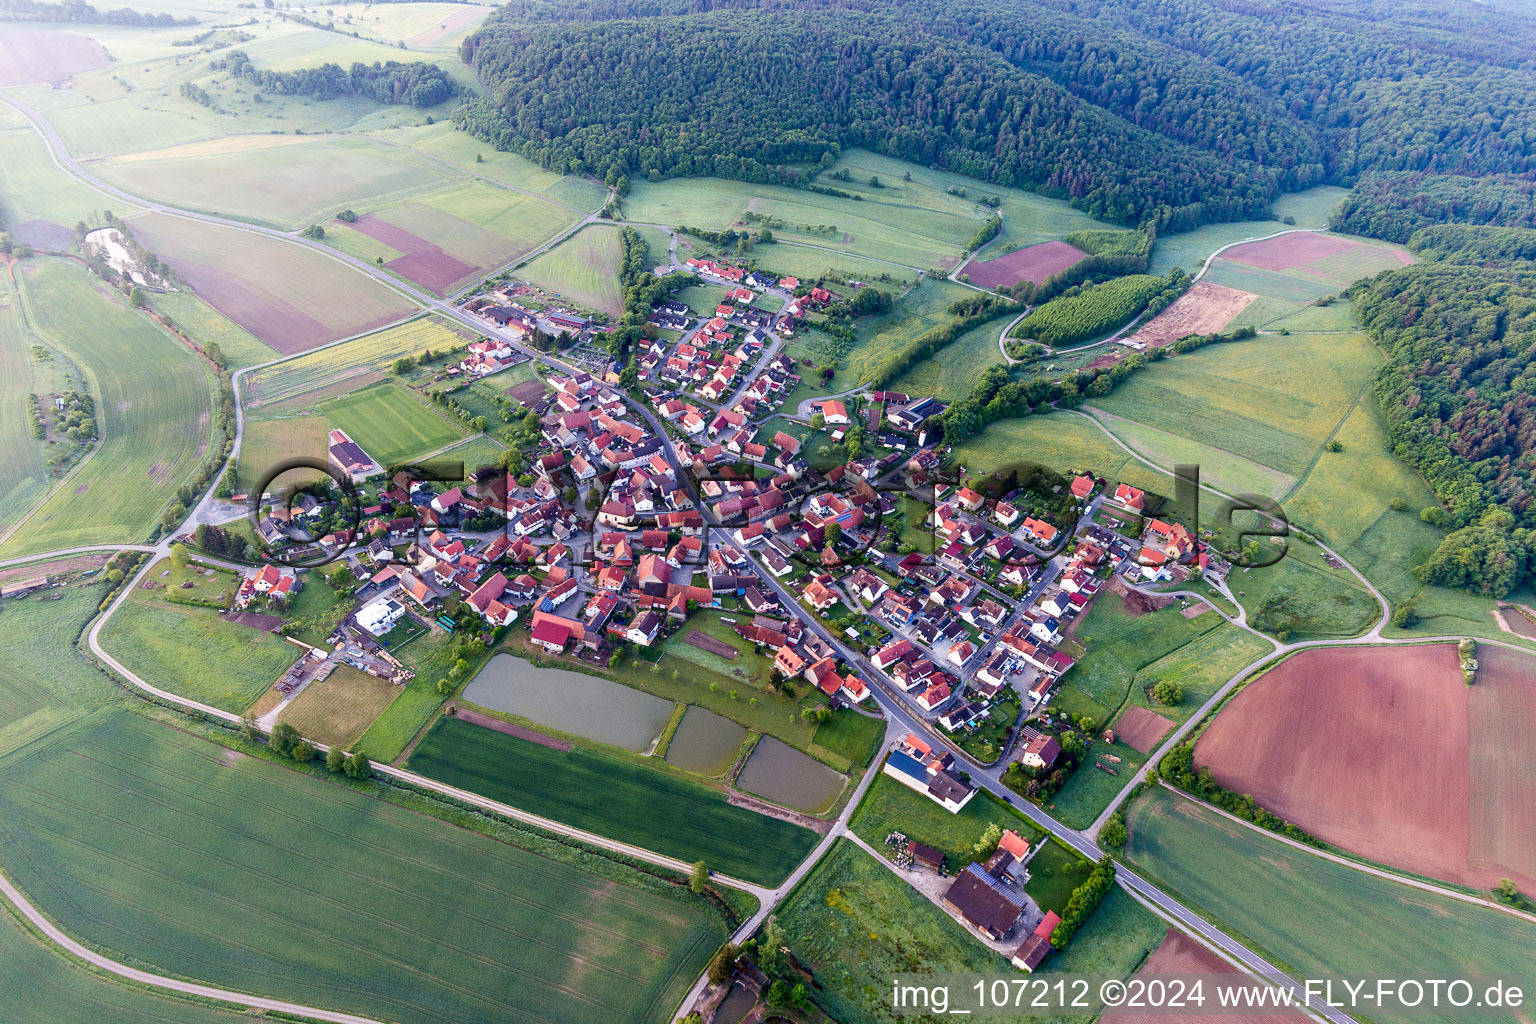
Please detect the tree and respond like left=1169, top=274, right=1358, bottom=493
left=129, top=287, right=147, bottom=307
left=1495, top=878, right=1521, bottom=904
left=437, top=677, right=453, bottom=695
left=706, top=943, right=738, bottom=986
left=1099, top=815, right=1127, bottom=848
left=344, top=752, right=372, bottom=779
left=810, top=413, right=825, bottom=430
left=765, top=980, right=790, bottom=1006
left=291, top=740, right=316, bottom=763
left=301, top=224, right=325, bottom=240
left=169, top=542, right=190, bottom=570
left=1150, top=679, right=1184, bottom=705
left=269, top=721, right=300, bottom=757
left=326, top=746, right=347, bottom=772
left=758, top=916, right=786, bottom=974
left=823, top=522, right=842, bottom=548
left=974, top=822, right=1003, bottom=860
left=689, top=860, right=709, bottom=893
left=240, top=716, right=261, bottom=743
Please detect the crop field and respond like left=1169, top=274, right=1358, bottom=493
left=1121, top=281, right=1257, bottom=349
left=406, top=714, right=819, bottom=885
left=146, top=288, right=279, bottom=369
left=355, top=182, right=581, bottom=292
left=1123, top=787, right=1536, bottom=1024
left=324, top=2, right=490, bottom=48
left=1083, top=409, right=1295, bottom=500
left=0, top=579, right=115, bottom=764
left=776, top=839, right=1161, bottom=1024
left=1087, top=330, right=1379, bottom=480
left=849, top=774, right=1042, bottom=869
left=99, top=135, right=459, bottom=231
left=754, top=242, right=922, bottom=286
left=1199, top=233, right=1411, bottom=309
left=0, top=710, right=723, bottom=1024
left=126, top=213, right=418, bottom=354
left=98, top=587, right=301, bottom=713
left=242, top=315, right=471, bottom=409
left=0, top=30, right=107, bottom=85
left=962, top=239, right=1086, bottom=290
left=277, top=664, right=403, bottom=749
left=1146, top=186, right=1349, bottom=277
left=379, top=122, right=609, bottom=211
left=316, top=381, right=466, bottom=467
left=1, top=261, right=214, bottom=559
left=1103, top=929, right=1310, bottom=1024
left=890, top=316, right=1008, bottom=401
left=235, top=413, right=332, bottom=491
left=0, top=278, right=51, bottom=534
left=516, top=224, right=626, bottom=315
left=1195, top=643, right=1536, bottom=894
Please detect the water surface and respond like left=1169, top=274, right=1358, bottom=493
left=462, top=653, right=673, bottom=751
left=735, top=736, right=845, bottom=813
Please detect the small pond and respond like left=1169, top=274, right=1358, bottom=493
left=713, top=982, right=756, bottom=1024
left=461, top=653, right=674, bottom=751
left=664, top=706, right=748, bottom=776
left=734, top=735, right=846, bottom=814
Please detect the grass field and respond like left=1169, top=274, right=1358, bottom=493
left=363, top=180, right=581, bottom=277
left=380, top=121, right=609, bottom=212
left=98, top=586, right=300, bottom=713
left=890, top=315, right=1008, bottom=401
left=516, top=224, right=625, bottom=315
left=836, top=277, right=970, bottom=388
left=1087, top=330, right=1380, bottom=483
left=277, top=664, right=403, bottom=748
left=1229, top=543, right=1380, bottom=640
left=0, top=579, right=114, bottom=763
left=406, top=714, right=818, bottom=885
left=353, top=630, right=462, bottom=760
left=849, top=774, right=1042, bottom=869
left=1124, top=624, right=1273, bottom=727
left=316, top=380, right=467, bottom=467
left=126, top=212, right=418, bottom=355
left=98, top=135, right=461, bottom=231
left=1, top=261, right=215, bottom=558
left=1123, top=787, right=1536, bottom=1024
left=775, top=839, right=1162, bottom=1024
left=1147, top=186, right=1349, bottom=277
left=0, top=125, right=120, bottom=234
left=0, top=709, right=723, bottom=1024
left=0, top=275, right=51, bottom=534
left=242, top=315, right=471, bottom=409
left=1055, top=593, right=1222, bottom=718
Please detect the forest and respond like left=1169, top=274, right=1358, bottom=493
left=1351, top=259, right=1536, bottom=597
left=459, top=0, right=1536, bottom=231
left=0, top=0, right=196, bottom=24
left=211, top=51, right=457, bottom=108
left=1331, top=173, right=1536, bottom=243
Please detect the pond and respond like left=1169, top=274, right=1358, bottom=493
left=735, top=736, right=846, bottom=814
left=664, top=706, right=747, bottom=776
left=461, top=653, right=674, bottom=752
left=713, top=982, right=756, bottom=1024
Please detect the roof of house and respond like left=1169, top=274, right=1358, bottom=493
left=944, top=863, right=1028, bottom=936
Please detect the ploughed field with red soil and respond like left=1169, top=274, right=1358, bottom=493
left=962, top=240, right=1086, bottom=290
left=351, top=214, right=478, bottom=295
left=1123, top=281, right=1256, bottom=348
left=1101, top=929, right=1309, bottom=1024
left=0, top=30, right=107, bottom=85
left=1222, top=232, right=1365, bottom=270
left=1194, top=643, right=1536, bottom=893
left=1114, top=705, right=1175, bottom=754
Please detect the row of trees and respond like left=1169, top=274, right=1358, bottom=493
left=865, top=292, right=1019, bottom=388
left=211, top=50, right=455, bottom=107
left=1, top=0, right=196, bottom=25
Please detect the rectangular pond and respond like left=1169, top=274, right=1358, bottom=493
left=461, top=653, right=674, bottom=752
left=735, top=736, right=846, bottom=814
left=664, top=706, right=748, bottom=776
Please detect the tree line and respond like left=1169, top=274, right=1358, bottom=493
left=210, top=50, right=456, bottom=108
left=0, top=0, right=195, bottom=25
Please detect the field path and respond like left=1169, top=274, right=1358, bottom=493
left=0, top=866, right=388, bottom=1024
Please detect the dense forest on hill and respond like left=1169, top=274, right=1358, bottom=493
left=1351, top=258, right=1536, bottom=596
left=1331, top=174, right=1536, bottom=243
left=457, top=0, right=1536, bottom=230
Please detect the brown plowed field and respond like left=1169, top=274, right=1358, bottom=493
left=1124, top=281, right=1256, bottom=348
left=1115, top=705, right=1175, bottom=754
left=1194, top=643, right=1536, bottom=892
left=0, top=30, right=107, bottom=85
left=352, top=215, right=478, bottom=295
left=1102, top=929, right=1309, bottom=1024
left=963, top=240, right=1086, bottom=290
left=1223, top=232, right=1364, bottom=271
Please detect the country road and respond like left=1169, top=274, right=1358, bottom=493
left=4, top=86, right=1523, bottom=1024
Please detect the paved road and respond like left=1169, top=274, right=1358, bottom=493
left=0, top=867, right=388, bottom=1024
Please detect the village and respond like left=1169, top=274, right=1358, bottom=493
left=192, top=246, right=1238, bottom=980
